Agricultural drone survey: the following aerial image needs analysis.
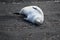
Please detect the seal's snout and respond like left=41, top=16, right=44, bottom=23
left=35, top=19, right=41, bottom=25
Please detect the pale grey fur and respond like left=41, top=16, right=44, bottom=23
left=19, top=6, right=44, bottom=24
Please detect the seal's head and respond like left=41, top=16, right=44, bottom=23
left=34, top=18, right=43, bottom=25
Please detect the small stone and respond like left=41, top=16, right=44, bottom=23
left=2, top=2, right=6, bottom=4
left=57, top=35, right=60, bottom=37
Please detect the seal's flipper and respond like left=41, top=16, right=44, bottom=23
left=13, top=13, right=20, bottom=15
left=32, top=6, right=44, bottom=15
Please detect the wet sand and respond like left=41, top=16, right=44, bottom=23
left=0, top=1, right=60, bottom=40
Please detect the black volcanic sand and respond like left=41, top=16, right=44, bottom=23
left=0, top=1, right=60, bottom=40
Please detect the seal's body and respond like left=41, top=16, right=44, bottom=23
left=19, top=6, right=44, bottom=24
